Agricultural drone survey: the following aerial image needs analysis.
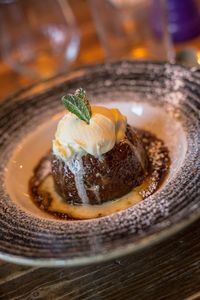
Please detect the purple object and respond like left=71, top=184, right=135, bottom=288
left=151, top=0, right=200, bottom=42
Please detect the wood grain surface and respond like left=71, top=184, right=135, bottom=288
left=0, top=1, right=200, bottom=299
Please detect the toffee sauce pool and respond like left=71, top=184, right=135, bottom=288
left=29, top=129, right=170, bottom=220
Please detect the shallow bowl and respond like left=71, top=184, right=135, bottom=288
left=0, top=60, right=199, bottom=266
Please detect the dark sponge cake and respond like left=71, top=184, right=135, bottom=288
left=51, top=125, right=148, bottom=205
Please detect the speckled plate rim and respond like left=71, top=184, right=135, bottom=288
left=0, top=60, right=199, bottom=267
left=0, top=208, right=199, bottom=267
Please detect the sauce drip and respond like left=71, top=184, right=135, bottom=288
left=66, top=155, right=89, bottom=204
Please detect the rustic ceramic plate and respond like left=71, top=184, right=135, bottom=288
left=0, top=61, right=199, bottom=266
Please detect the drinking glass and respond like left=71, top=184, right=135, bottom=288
left=89, top=0, right=174, bottom=61
left=0, top=0, right=80, bottom=79
left=90, top=0, right=200, bottom=66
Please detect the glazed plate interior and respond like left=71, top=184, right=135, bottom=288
left=0, top=61, right=199, bottom=266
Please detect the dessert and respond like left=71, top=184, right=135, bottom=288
left=30, top=88, right=170, bottom=219
left=52, top=88, right=148, bottom=205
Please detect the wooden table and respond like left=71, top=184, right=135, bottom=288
left=0, top=1, right=200, bottom=299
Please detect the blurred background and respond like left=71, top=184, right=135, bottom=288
left=0, top=0, right=200, bottom=99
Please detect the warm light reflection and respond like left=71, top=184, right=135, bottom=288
left=197, top=51, right=200, bottom=64
left=130, top=47, right=149, bottom=59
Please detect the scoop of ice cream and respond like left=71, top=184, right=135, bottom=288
left=53, top=106, right=127, bottom=160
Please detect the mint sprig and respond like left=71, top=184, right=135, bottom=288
left=62, top=88, right=92, bottom=124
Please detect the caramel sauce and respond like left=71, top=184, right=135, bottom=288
left=29, top=129, right=170, bottom=220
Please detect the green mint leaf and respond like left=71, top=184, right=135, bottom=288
left=62, top=88, right=92, bottom=124
left=75, top=87, right=86, bottom=99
